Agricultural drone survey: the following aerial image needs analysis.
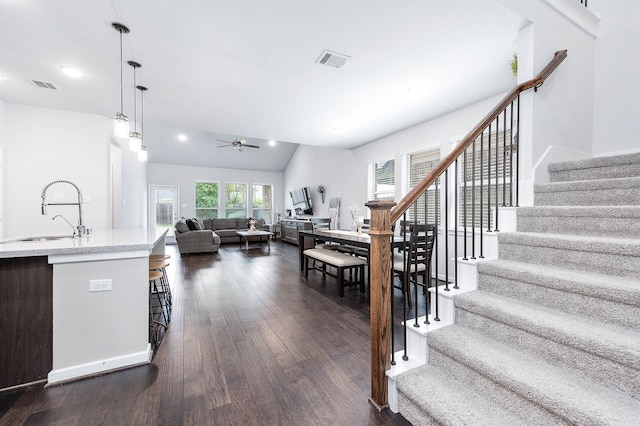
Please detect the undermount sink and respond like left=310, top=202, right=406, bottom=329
left=1, top=235, right=73, bottom=243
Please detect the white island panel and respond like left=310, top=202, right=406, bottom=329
left=48, top=254, right=151, bottom=384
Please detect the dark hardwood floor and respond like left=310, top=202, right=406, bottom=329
left=0, top=240, right=412, bottom=425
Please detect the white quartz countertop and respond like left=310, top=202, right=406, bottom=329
left=0, top=228, right=167, bottom=258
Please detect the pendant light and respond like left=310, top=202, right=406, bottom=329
left=112, top=22, right=130, bottom=139
left=137, top=85, right=148, bottom=162
left=128, top=60, right=142, bottom=152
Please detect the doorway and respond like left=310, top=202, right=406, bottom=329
left=149, top=185, right=180, bottom=244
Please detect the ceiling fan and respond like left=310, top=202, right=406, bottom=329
left=216, top=139, right=260, bottom=152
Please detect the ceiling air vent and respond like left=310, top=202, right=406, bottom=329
left=315, top=50, right=350, bottom=68
left=24, top=79, right=59, bottom=90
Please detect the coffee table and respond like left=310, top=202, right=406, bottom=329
left=236, top=230, right=274, bottom=250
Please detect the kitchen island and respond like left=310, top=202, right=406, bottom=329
left=0, top=228, right=167, bottom=391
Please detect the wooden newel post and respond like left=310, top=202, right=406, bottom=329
left=366, top=199, right=396, bottom=410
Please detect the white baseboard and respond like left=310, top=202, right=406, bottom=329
left=48, top=345, right=152, bottom=384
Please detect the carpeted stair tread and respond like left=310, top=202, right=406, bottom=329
left=517, top=206, right=640, bottom=238
left=498, top=232, right=640, bottom=278
left=518, top=205, right=640, bottom=219
left=499, top=231, right=640, bottom=257
left=549, top=152, right=640, bottom=182
left=536, top=176, right=640, bottom=193
left=477, top=259, right=640, bottom=307
left=453, top=290, right=640, bottom=371
left=534, top=176, right=640, bottom=206
left=396, top=364, right=528, bottom=426
left=428, top=325, right=640, bottom=424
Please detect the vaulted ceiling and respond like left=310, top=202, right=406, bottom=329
left=0, top=0, right=526, bottom=171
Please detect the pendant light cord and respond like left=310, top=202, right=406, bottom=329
left=141, top=89, right=145, bottom=137
left=132, top=66, right=137, bottom=132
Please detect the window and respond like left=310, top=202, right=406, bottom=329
left=403, top=148, right=441, bottom=225
left=252, top=184, right=273, bottom=222
left=225, top=183, right=247, bottom=218
left=458, top=129, right=514, bottom=229
left=195, top=182, right=219, bottom=219
left=369, top=159, right=395, bottom=201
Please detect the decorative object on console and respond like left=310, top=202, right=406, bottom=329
left=329, top=196, right=340, bottom=229
left=317, top=185, right=325, bottom=203
left=349, top=204, right=360, bottom=232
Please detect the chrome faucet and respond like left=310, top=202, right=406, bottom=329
left=52, top=215, right=76, bottom=237
left=41, top=180, right=86, bottom=237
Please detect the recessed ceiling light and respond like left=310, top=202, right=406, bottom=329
left=59, top=65, right=83, bottom=78
left=177, top=134, right=187, bottom=142
left=268, top=140, right=276, bottom=146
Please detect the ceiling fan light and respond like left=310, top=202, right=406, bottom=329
left=129, top=131, right=142, bottom=152
left=114, top=113, right=129, bottom=138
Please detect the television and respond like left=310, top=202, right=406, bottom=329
left=290, top=187, right=313, bottom=216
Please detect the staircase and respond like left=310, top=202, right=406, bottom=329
left=395, top=152, right=640, bottom=425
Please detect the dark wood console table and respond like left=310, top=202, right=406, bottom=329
left=280, top=219, right=313, bottom=245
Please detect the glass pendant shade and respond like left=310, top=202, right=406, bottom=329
left=114, top=113, right=129, bottom=138
left=138, top=145, right=148, bottom=162
left=129, top=131, right=142, bottom=152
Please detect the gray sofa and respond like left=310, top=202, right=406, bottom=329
left=204, top=217, right=268, bottom=244
left=175, top=218, right=221, bottom=255
left=174, top=217, right=268, bottom=254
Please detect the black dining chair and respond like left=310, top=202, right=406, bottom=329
left=392, top=223, right=436, bottom=310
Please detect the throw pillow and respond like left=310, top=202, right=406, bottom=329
left=186, top=219, right=197, bottom=231
left=193, top=218, right=204, bottom=230
left=175, top=220, right=190, bottom=233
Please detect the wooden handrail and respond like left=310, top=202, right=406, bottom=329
left=390, top=49, right=567, bottom=224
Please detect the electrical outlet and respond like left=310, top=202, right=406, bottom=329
left=89, top=279, right=112, bottom=292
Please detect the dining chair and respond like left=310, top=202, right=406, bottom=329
left=310, top=218, right=342, bottom=268
left=392, top=223, right=436, bottom=309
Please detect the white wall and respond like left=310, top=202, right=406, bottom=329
left=118, top=139, right=147, bottom=229
left=1, top=103, right=146, bottom=238
left=592, top=1, right=640, bottom=156
left=284, top=145, right=362, bottom=228
left=147, top=162, right=284, bottom=222
left=498, top=0, right=596, bottom=191
left=3, top=104, right=109, bottom=238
